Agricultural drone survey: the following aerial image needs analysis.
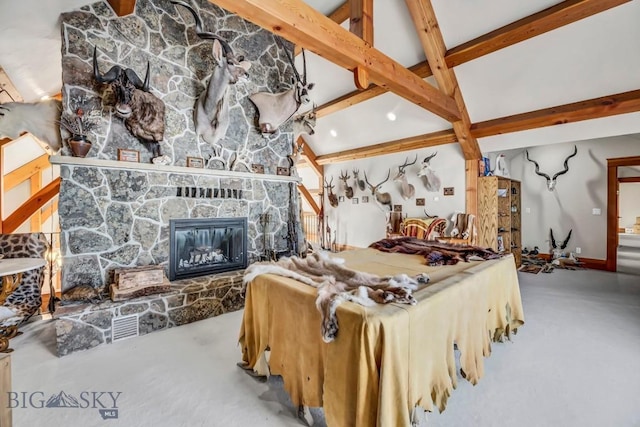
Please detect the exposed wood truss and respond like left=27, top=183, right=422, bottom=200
left=350, top=0, right=374, bottom=89
left=316, top=0, right=631, bottom=119
left=298, top=184, right=320, bottom=215
left=315, top=61, right=432, bottom=119
left=294, top=2, right=349, bottom=56
left=405, top=0, right=481, bottom=161
left=315, top=89, right=640, bottom=165
left=208, top=0, right=461, bottom=122
left=315, top=130, right=456, bottom=165
left=470, top=89, right=640, bottom=138
left=445, top=0, right=631, bottom=68
left=2, top=178, right=60, bottom=234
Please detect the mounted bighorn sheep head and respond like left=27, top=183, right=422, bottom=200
left=352, top=169, right=365, bottom=191
left=417, top=152, right=441, bottom=192
left=0, top=99, right=62, bottom=152
left=324, top=177, right=339, bottom=208
left=339, top=170, right=354, bottom=199
left=393, top=154, right=417, bottom=200
left=249, top=37, right=315, bottom=136
left=364, top=170, right=393, bottom=210
left=172, top=1, right=251, bottom=157
left=93, top=47, right=166, bottom=160
left=525, top=145, right=577, bottom=191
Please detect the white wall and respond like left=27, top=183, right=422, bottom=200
left=504, top=135, right=640, bottom=259
left=312, top=144, right=466, bottom=248
left=619, top=183, right=640, bottom=230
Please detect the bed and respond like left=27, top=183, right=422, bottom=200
left=238, top=246, right=524, bottom=427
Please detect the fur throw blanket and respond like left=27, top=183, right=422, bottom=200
left=243, top=251, right=429, bottom=343
left=369, top=237, right=502, bottom=266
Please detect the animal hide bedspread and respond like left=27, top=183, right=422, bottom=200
left=370, top=237, right=502, bottom=266
left=243, top=251, right=428, bottom=342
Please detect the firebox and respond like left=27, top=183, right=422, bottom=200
left=169, top=217, right=248, bottom=281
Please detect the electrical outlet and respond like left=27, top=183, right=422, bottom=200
left=592, top=208, right=601, bottom=215
left=575, top=247, right=582, bottom=254
left=525, top=207, right=531, bottom=214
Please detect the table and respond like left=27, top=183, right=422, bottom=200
left=239, top=249, right=524, bottom=426
left=0, top=258, right=45, bottom=353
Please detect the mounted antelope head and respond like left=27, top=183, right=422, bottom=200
left=324, top=177, right=338, bottom=208
left=172, top=1, right=251, bottom=152
left=417, top=152, right=441, bottom=192
left=393, top=154, right=417, bottom=200
left=352, top=169, right=365, bottom=191
left=364, top=170, right=392, bottom=209
left=250, top=37, right=314, bottom=135
left=339, top=170, right=354, bottom=199
left=292, top=104, right=317, bottom=139
left=550, top=228, right=572, bottom=259
left=525, top=145, right=577, bottom=191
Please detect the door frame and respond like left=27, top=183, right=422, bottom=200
left=606, top=155, right=640, bottom=271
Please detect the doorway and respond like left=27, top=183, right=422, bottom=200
left=606, top=156, right=640, bottom=271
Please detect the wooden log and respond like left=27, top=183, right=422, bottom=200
left=0, top=354, right=11, bottom=427
left=113, top=265, right=165, bottom=290
left=110, top=279, right=172, bottom=302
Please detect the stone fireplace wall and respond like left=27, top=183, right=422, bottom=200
left=58, top=0, right=304, bottom=293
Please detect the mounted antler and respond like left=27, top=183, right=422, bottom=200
left=324, top=177, right=338, bottom=208
left=526, top=145, right=577, bottom=191
left=364, top=170, right=392, bottom=209
left=352, top=169, right=365, bottom=191
left=417, top=152, right=441, bottom=192
left=393, top=154, right=417, bottom=200
left=550, top=228, right=573, bottom=259
left=339, top=170, right=354, bottom=199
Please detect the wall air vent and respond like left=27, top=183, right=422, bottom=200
left=111, top=314, right=139, bottom=342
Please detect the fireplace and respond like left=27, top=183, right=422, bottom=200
left=169, top=218, right=248, bottom=281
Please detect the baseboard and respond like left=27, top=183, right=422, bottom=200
left=332, top=244, right=362, bottom=252
left=579, top=257, right=608, bottom=270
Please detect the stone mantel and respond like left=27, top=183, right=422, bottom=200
left=50, top=156, right=301, bottom=183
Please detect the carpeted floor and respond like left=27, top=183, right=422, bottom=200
left=7, top=268, right=640, bottom=427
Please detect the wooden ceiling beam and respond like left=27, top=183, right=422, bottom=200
left=315, top=129, right=457, bottom=165
left=350, top=0, right=374, bottom=89
left=294, top=2, right=350, bottom=56
left=298, top=184, right=320, bottom=215
left=470, top=89, right=640, bottom=138
left=315, top=61, right=432, bottom=119
left=317, top=0, right=629, bottom=119
left=106, top=0, right=137, bottom=16
left=445, top=0, right=631, bottom=68
left=404, top=0, right=481, bottom=160
left=208, top=0, right=461, bottom=122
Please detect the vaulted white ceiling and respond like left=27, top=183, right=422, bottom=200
left=1, top=0, right=639, bottom=157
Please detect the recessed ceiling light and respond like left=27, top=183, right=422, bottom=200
left=386, top=112, right=396, bottom=121
left=330, top=129, right=337, bottom=137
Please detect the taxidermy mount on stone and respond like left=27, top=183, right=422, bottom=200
left=0, top=99, right=63, bottom=153
left=171, top=1, right=251, bottom=160
left=93, top=47, right=166, bottom=163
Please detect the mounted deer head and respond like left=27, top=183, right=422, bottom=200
left=364, top=170, right=392, bottom=209
left=525, top=145, right=577, bottom=191
left=352, top=169, right=365, bottom=191
left=324, top=177, right=339, bottom=208
left=250, top=37, right=315, bottom=135
left=292, top=104, right=317, bottom=138
left=393, top=154, right=417, bottom=200
left=339, top=170, right=354, bottom=199
left=417, top=152, right=441, bottom=192
left=172, top=1, right=251, bottom=153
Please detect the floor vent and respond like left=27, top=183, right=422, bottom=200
left=112, top=314, right=139, bottom=342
